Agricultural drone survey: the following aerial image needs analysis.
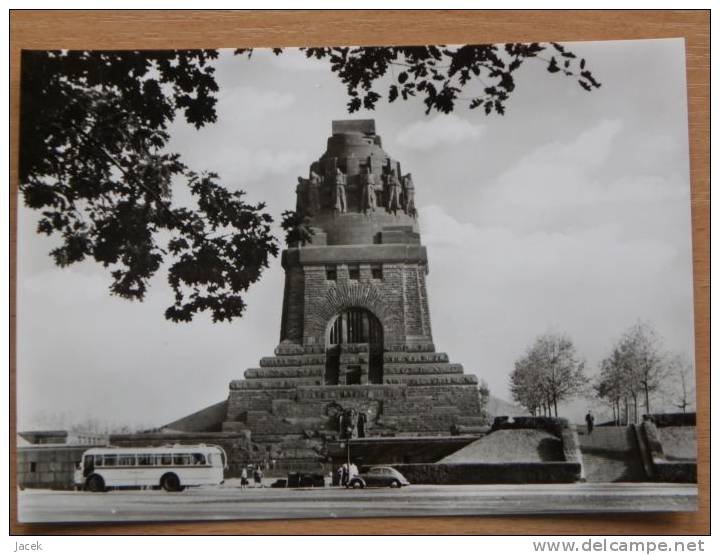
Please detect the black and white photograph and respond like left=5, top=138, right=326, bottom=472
left=15, top=37, right=698, bottom=523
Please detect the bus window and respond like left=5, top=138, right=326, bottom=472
left=137, top=454, right=154, bottom=466
left=192, top=453, right=206, bottom=466
left=173, top=454, right=190, bottom=466
left=94, top=455, right=103, bottom=467
left=83, top=454, right=94, bottom=469
left=119, top=455, right=135, bottom=466
left=159, top=454, right=172, bottom=466
left=104, top=455, right=117, bottom=467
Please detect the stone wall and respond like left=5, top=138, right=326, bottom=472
left=226, top=379, right=480, bottom=440
left=17, top=446, right=87, bottom=490
left=392, top=462, right=582, bottom=485
left=279, top=265, right=304, bottom=344
left=280, top=247, right=433, bottom=350
left=640, top=420, right=697, bottom=483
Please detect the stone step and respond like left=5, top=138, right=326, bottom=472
left=338, top=353, right=369, bottom=364
left=244, top=366, right=324, bottom=379
left=259, top=352, right=459, bottom=366
left=383, top=363, right=464, bottom=375
left=578, top=425, right=647, bottom=482
left=259, top=354, right=326, bottom=367
left=273, top=343, right=305, bottom=356
left=384, top=374, right=477, bottom=386
left=384, top=352, right=450, bottom=364
left=230, top=378, right=322, bottom=390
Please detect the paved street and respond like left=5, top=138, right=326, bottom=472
left=18, top=483, right=697, bottom=523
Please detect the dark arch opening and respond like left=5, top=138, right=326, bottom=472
left=325, top=307, right=383, bottom=385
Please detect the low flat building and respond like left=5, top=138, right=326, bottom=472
left=17, top=430, right=108, bottom=490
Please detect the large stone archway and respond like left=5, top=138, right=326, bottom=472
left=325, top=307, right=384, bottom=386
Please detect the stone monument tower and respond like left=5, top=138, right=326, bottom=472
left=223, top=120, right=483, bottom=443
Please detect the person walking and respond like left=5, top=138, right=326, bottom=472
left=240, top=466, right=248, bottom=490
left=585, top=410, right=595, bottom=435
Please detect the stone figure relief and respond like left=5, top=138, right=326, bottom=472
left=296, top=172, right=322, bottom=216
left=333, top=167, right=347, bottom=213
left=402, top=172, right=417, bottom=218
left=384, top=167, right=402, bottom=214
left=307, top=170, right=322, bottom=215
left=297, top=160, right=418, bottom=217
left=360, top=165, right=377, bottom=213
left=295, top=176, right=307, bottom=214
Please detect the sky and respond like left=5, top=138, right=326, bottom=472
left=16, top=38, right=694, bottom=430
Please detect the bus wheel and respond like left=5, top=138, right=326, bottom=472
left=161, top=473, right=182, bottom=492
left=86, top=475, right=106, bottom=493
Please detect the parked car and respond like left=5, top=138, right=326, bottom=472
left=347, top=466, right=410, bottom=489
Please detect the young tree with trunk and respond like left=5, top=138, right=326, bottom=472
left=666, top=354, right=696, bottom=414
left=595, top=321, right=669, bottom=423
left=595, top=349, right=626, bottom=425
left=477, top=379, right=491, bottom=424
left=619, top=322, right=668, bottom=419
left=510, top=332, right=587, bottom=417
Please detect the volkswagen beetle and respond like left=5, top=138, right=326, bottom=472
left=347, top=466, right=410, bottom=489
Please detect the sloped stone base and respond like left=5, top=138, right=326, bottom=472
left=224, top=349, right=483, bottom=442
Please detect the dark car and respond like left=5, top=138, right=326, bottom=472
left=347, top=466, right=410, bottom=489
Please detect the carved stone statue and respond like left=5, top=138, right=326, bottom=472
left=296, top=171, right=322, bottom=216
left=333, top=167, right=347, bottom=213
left=402, top=173, right=417, bottom=217
left=385, top=168, right=401, bottom=214
left=360, top=166, right=377, bottom=212
left=307, top=170, right=322, bottom=215
left=295, top=177, right=307, bottom=214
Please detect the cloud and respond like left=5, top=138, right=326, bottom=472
left=217, top=86, right=295, bottom=120
left=419, top=204, right=692, bottom=416
left=20, top=265, right=109, bottom=308
left=396, top=114, right=485, bottom=150
left=216, top=147, right=309, bottom=185
left=464, top=120, right=688, bottom=241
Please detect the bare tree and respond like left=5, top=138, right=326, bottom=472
left=667, top=354, right=696, bottom=414
left=511, top=353, right=545, bottom=416
left=595, top=321, right=669, bottom=424
left=510, top=333, right=587, bottom=417
left=619, top=322, right=668, bottom=418
left=477, top=380, right=491, bottom=424
left=595, top=349, right=626, bottom=425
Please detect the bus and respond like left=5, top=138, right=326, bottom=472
left=75, top=444, right=228, bottom=492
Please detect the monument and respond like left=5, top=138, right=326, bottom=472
left=221, top=120, right=484, bottom=457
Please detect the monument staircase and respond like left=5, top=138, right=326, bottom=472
left=224, top=347, right=485, bottom=440
left=578, top=425, right=647, bottom=482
